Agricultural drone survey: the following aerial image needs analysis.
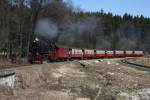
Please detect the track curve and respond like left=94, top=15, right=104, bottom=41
left=121, top=58, right=150, bottom=71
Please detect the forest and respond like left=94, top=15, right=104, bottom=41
left=0, top=0, right=150, bottom=62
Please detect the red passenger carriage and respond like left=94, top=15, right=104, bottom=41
left=106, top=51, right=114, bottom=57
left=95, top=50, right=105, bottom=58
left=115, top=51, right=125, bottom=57
left=29, top=39, right=144, bottom=63
left=83, top=49, right=95, bottom=58
left=70, top=49, right=83, bottom=59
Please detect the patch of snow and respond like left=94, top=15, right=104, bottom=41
left=42, top=60, right=49, bottom=64
left=117, top=89, right=150, bottom=100
left=52, top=72, right=62, bottom=78
left=100, top=60, right=103, bottom=62
left=75, top=98, right=91, bottom=100
left=118, top=92, right=130, bottom=99
left=107, top=61, right=111, bottom=65
left=52, top=65, right=86, bottom=78
left=107, top=72, right=114, bottom=75
left=93, top=60, right=99, bottom=63
left=118, top=68, right=121, bottom=70
left=116, top=63, right=119, bottom=65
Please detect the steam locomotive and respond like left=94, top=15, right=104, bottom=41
left=29, top=38, right=144, bottom=64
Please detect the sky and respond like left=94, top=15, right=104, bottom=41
left=65, top=0, right=150, bottom=18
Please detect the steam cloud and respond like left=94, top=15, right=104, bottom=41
left=68, top=17, right=99, bottom=33
left=35, top=18, right=58, bottom=39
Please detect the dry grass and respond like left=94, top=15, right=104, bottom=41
left=0, top=58, right=150, bottom=100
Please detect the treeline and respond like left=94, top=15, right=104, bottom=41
left=0, top=0, right=150, bottom=62
left=74, top=12, right=150, bottom=51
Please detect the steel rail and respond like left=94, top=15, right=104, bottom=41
left=0, top=69, right=15, bottom=78
left=121, top=58, right=150, bottom=71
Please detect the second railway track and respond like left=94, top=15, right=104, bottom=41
left=121, top=58, right=150, bottom=71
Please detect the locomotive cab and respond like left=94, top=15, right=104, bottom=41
left=29, top=39, right=57, bottom=64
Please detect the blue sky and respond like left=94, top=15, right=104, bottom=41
left=65, top=0, right=150, bottom=17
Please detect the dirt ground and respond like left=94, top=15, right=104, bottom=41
left=0, top=58, right=150, bottom=100
left=0, top=59, right=30, bottom=69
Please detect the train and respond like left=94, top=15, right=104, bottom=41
left=29, top=39, right=144, bottom=64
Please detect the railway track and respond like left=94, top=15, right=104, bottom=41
left=121, top=58, right=150, bottom=71
left=0, top=69, right=15, bottom=78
